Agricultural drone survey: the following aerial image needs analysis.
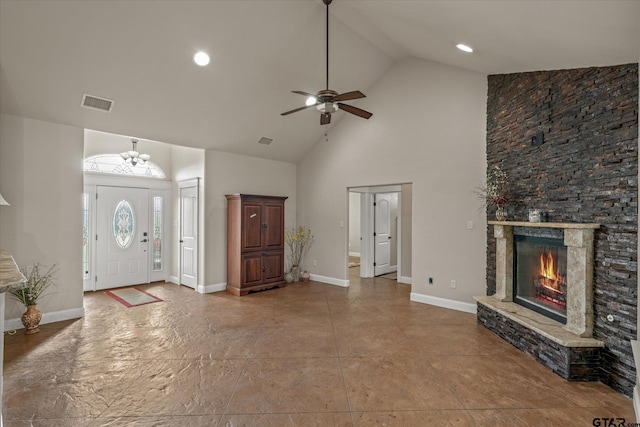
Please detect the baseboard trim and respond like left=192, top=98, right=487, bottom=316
left=398, top=275, right=412, bottom=285
left=309, top=274, right=349, bottom=288
left=5, top=307, right=85, bottom=332
left=197, top=283, right=227, bottom=294
left=169, top=275, right=179, bottom=284
left=410, top=292, right=477, bottom=314
left=348, top=252, right=360, bottom=257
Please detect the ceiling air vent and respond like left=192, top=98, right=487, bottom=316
left=257, top=137, right=274, bottom=146
left=81, top=94, right=114, bottom=112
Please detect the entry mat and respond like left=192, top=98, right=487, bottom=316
left=105, top=287, right=163, bottom=308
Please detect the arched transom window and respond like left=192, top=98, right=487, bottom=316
left=84, top=154, right=166, bottom=179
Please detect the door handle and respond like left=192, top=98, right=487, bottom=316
left=140, top=239, right=148, bottom=243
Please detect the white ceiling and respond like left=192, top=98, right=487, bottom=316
left=1, top=0, right=638, bottom=163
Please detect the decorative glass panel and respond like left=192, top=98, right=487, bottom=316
left=153, top=196, right=163, bottom=271
left=84, top=154, right=166, bottom=178
left=113, top=200, right=135, bottom=249
left=82, top=193, right=90, bottom=279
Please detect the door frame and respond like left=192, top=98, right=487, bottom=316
left=84, top=174, right=171, bottom=292
left=348, top=185, right=403, bottom=280
left=178, top=178, right=200, bottom=291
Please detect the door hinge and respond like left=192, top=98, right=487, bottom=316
left=96, top=193, right=98, bottom=199
left=373, top=262, right=377, bottom=266
left=96, top=234, right=98, bottom=240
left=95, top=275, right=97, bottom=282
left=373, top=202, right=376, bottom=206
left=373, top=232, right=377, bottom=236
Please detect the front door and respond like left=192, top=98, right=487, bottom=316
left=180, top=185, right=198, bottom=289
left=374, top=193, right=392, bottom=276
left=96, top=186, right=149, bottom=290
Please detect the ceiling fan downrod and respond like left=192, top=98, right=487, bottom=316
left=325, top=0, right=332, bottom=90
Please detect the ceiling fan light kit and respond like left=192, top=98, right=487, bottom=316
left=281, top=0, right=372, bottom=125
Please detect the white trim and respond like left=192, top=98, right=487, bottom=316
left=410, top=292, right=477, bottom=314
left=84, top=173, right=171, bottom=190
left=634, top=385, right=640, bottom=421
left=168, top=275, right=180, bottom=284
left=178, top=177, right=201, bottom=188
left=348, top=252, right=361, bottom=257
left=349, top=184, right=402, bottom=193
left=197, top=283, right=227, bottom=294
left=309, top=273, right=349, bottom=287
left=5, top=307, right=85, bottom=332
left=398, top=275, right=412, bottom=284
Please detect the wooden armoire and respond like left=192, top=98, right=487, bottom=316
left=225, top=194, right=288, bottom=296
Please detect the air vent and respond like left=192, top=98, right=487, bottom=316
left=257, top=137, right=274, bottom=146
left=81, top=94, right=114, bottom=112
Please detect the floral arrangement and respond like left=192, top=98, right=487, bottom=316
left=285, top=225, right=314, bottom=268
left=476, top=165, right=510, bottom=209
left=10, top=263, right=57, bottom=307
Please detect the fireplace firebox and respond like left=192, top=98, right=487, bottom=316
left=514, top=235, right=568, bottom=324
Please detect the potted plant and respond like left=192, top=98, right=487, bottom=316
left=9, top=263, right=57, bottom=334
left=285, top=225, right=314, bottom=282
left=475, top=165, right=510, bottom=220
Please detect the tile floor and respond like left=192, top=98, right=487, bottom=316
left=3, top=268, right=635, bottom=426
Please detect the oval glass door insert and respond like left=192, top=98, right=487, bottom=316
left=113, top=200, right=136, bottom=249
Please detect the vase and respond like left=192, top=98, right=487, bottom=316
left=301, top=271, right=310, bottom=283
left=495, top=205, right=507, bottom=221
left=21, top=305, right=42, bottom=335
left=284, top=271, right=294, bottom=284
left=291, top=266, right=301, bottom=282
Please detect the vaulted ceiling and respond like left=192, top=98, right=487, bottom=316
left=1, top=0, right=638, bottom=162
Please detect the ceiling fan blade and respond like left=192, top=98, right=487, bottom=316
left=321, top=113, right=331, bottom=125
left=292, top=91, right=317, bottom=98
left=338, top=103, right=373, bottom=119
left=334, top=91, right=365, bottom=102
left=281, top=104, right=316, bottom=116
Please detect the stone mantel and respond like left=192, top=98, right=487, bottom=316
left=487, top=220, right=600, bottom=230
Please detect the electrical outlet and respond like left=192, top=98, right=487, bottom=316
left=313, top=259, right=317, bottom=266
left=467, top=221, right=473, bottom=229
left=450, top=280, right=457, bottom=289
left=428, top=277, right=433, bottom=284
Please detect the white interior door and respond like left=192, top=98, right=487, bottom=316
left=96, top=186, right=149, bottom=290
left=180, top=185, right=198, bottom=289
left=374, top=193, right=393, bottom=276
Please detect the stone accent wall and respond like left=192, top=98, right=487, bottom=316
left=485, top=63, right=639, bottom=396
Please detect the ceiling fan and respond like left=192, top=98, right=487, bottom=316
left=281, top=0, right=372, bottom=125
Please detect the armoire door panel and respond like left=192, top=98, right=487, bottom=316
left=242, top=203, right=263, bottom=250
left=263, top=251, right=284, bottom=284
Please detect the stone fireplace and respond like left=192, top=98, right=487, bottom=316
left=476, top=221, right=604, bottom=381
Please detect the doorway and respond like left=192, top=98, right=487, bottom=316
left=178, top=178, right=200, bottom=290
left=348, top=184, right=411, bottom=283
left=95, top=186, right=149, bottom=290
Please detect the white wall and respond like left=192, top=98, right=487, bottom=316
left=0, top=114, right=84, bottom=322
left=296, top=58, right=487, bottom=305
left=204, top=150, right=296, bottom=286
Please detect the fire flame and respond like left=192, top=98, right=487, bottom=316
left=538, top=251, right=566, bottom=293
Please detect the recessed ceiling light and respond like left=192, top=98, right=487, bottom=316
left=194, top=51, right=210, bottom=66
left=456, top=44, right=473, bottom=53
